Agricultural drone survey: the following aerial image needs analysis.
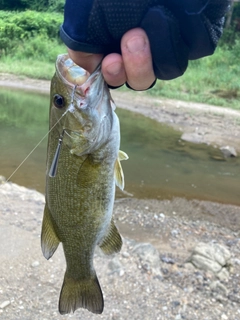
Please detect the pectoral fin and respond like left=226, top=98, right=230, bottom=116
left=99, top=220, right=122, bottom=255
left=114, top=150, right=128, bottom=190
left=41, top=204, right=60, bottom=260
left=118, top=150, right=128, bottom=161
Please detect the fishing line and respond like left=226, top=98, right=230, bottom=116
left=4, top=109, right=69, bottom=184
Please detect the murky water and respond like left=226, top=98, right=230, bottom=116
left=0, top=88, right=239, bottom=205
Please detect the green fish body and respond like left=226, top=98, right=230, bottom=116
left=41, top=54, right=128, bottom=315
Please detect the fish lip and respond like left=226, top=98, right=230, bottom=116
left=55, top=54, right=101, bottom=90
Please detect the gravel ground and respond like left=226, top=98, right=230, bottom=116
left=0, top=180, right=240, bottom=320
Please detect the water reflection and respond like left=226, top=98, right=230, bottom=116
left=0, top=88, right=239, bottom=205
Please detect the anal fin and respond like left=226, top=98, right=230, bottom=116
left=41, top=204, right=60, bottom=260
left=99, top=220, right=122, bottom=255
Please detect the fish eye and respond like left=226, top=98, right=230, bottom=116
left=53, top=94, right=65, bottom=109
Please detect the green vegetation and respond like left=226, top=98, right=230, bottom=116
left=149, top=42, right=240, bottom=109
left=0, top=10, right=65, bottom=79
left=0, top=4, right=240, bottom=109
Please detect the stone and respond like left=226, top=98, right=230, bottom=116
left=161, top=256, right=175, bottom=264
left=132, top=242, right=161, bottom=275
left=181, top=132, right=204, bottom=144
left=186, top=242, right=231, bottom=277
left=31, top=261, right=40, bottom=268
left=0, top=300, right=11, bottom=309
left=210, top=281, right=228, bottom=297
left=108, top=257, right=123, bottom=274
left=217, top=268, right=230, bottom=281
left=220, top=146, right=237, bottom=158
left=190, top=255, right=222, bottom=274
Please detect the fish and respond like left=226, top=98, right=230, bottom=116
left=41, top=54, right=128, bottom=315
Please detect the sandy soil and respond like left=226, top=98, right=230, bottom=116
left=0, top=74, right=240, bottom=319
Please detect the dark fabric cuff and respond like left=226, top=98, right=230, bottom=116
left=60, top=25, right=110, bottom=54
left=125, top=79, right=157, bottom=91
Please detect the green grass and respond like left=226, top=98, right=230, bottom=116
left=148, top=46, right=240, bottom=110
left=0, top=35, right=66, bottom=79
left=0, top=56, right=56, bottom=80
left=1, top=39, right=240, bottom=109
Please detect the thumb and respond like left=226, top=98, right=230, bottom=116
left=68, top=49, right=104, bottom=73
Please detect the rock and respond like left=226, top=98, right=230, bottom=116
left=108, top=257, right=124, bottom=275
left=217, top=268, right=229, bottom=281
left=186, top=242, right=231, bottom=278
left=181, top=132, right=204, bottom=144
left=171, top=229, right=180, bottom=237
left=132, top=242, right=162, bottom=275
left=220, top=146, right=237, bottom=158
left=31, top=261, right=40, bottom=268
left=210, top=281, right=228, bottom=297
left=161, top=256, right=175, bottom=264
left=0, top=300, right=11, bottom=309
left=122, top=251, right=130, bottom=258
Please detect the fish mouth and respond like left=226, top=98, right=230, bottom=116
left=56, top=54, right=90, bottom=87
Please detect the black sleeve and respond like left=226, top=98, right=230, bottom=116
left=60, top=0, right=230, bottom=80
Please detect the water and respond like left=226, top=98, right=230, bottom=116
left=0, top=88, right=239, bottom=205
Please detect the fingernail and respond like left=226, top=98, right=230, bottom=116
left=127, top=36, right=146, bottom=53
left=106, top=62, right=122, bottom=75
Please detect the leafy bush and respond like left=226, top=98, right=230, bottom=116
left=0, top=0, right=64, bottom=12
left=0, top=10, right=63, bottom=39
left=12, top=35, right=65, bottom=62
left=0, top=11, right=63, bottom=54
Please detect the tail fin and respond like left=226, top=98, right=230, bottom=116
left=58, top=273, right=104, bottom=315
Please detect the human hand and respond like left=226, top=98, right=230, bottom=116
left=68, top=28, right=156, bottom=91
left=61, top=0, right=230, bottom=90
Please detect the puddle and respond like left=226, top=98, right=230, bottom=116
left=0, top=88, right=239, bottom=205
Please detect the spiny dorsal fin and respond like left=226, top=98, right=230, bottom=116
left=41, top=204, right=60, bottom=260
left=114, top=150, right=128, bottom=190
left=99, top=220, right=122, bottom=255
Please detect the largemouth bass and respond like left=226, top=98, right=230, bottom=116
left=41, top=54, right=128, bottom=315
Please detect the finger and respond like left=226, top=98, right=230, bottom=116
left=121, top=28, right=156, bottom=90
left=101, top=53, right=127, bottom=88
left=67, top=48, right=103, bottom=73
